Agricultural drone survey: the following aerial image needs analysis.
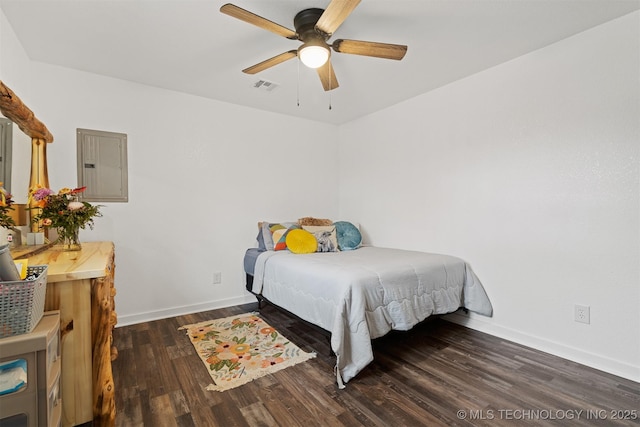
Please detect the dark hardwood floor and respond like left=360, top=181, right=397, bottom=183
left=112, top=302, right=639, bottom=426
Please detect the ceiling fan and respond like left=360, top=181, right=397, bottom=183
left=220, top=0, right=408, bottom=91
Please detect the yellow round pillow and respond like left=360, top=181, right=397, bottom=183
left=285, top=229, right=318, bottom=254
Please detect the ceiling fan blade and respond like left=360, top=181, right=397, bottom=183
left=315, top=0, right=361, bottom=37
left=332, top=39, right=407, bottom=60
left=220, top=3, right=297, bottom=40
left=242, top=50, right=298, bottom=74
left=316, top=60, right=339, bottom=91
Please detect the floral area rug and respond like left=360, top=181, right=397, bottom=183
left=179, top=312, right=316, bottom=392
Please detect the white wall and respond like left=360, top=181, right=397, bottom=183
left=1, top=8, right=340, bottom=324
left=37, top=67, right=341, bottom=324
left=0, top=9, right=32, bottom=202
left=338, top=11, right=639, bottom=381
left=0, top=9, right=30, bottom=93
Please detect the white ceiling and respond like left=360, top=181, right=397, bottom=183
left=1, top=0, right=638, bottom=125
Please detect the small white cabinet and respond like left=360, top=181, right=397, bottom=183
left=0, top=311, right=62, bottom=427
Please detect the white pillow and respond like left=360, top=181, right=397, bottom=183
left=302, top=225, right=339, bottom=252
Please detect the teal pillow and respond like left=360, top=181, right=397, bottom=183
left=334, top=221, right=362, bottom=251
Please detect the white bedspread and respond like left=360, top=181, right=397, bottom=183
left=251, top=246, right=493, bottom=387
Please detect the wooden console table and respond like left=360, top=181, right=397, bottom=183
left=25, top=241, right=117, bottom=427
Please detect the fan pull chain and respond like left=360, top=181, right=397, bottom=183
left=297, top=59, right=300, bottom=107
left=328, top=64, right=332, bottom=110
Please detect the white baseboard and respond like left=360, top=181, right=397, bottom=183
left=116, top=294, right=257, bottom=327
left=443, top=312, right=640, bottom=383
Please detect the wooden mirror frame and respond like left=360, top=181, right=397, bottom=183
left=0, top=80, right=52, bottom=228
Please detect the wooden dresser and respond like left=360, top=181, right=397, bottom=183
left=25, top=241, right=117, bottom=427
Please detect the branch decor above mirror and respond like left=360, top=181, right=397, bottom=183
left=0, top=80, right=53, bottom=143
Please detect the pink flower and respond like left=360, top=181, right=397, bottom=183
left=33, top=188, right=53, bottom=201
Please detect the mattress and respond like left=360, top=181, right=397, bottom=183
left=248, top=246, right=493, bottom=387
left=244, top=248, right=264, bottom=276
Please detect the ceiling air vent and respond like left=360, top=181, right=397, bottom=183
left=253, top=79, right=279, bottom=92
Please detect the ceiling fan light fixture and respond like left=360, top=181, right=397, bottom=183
left=298, top=41, right=330, bottom=69
left=222, top=1, right=407, bottom=92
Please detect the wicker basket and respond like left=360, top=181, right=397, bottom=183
left=0, top=265, right=48, bottom=338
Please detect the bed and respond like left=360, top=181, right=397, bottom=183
left=244, top=220, right=493, bottom=388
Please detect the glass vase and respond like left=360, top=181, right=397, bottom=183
left=58, top=227, right=81, bottom=251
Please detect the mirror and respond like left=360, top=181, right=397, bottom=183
left=0, top=116, right=12, bottom=192
left=0, top=115, right=31, bottom=202
left=0, top=80, right=54, bottom=256
left=0, top=80, right=52, bottom=199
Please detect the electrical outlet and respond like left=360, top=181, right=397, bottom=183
left=213, top=272, right=222, bottom=285
left=574, top=305, right=590, bottom=324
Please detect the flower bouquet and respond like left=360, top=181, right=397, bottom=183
left=29, top=186, right=103, bottom=251
left=0, top=183, right=15, bottom=229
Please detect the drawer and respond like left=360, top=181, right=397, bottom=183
left=0, top=353, right=37, bottom=399
left=47, top=371, right=61, bottom=415
left=0, top=390, right=38, bottom=426
left=38, top=367, right=60, bottom=425
left=49, top=396, right=62, bottom=427
left=46, top=354, right=60, bottom=392
left=46, top=331, right=60, bottom=375
left=0, top=413, right=28, bottom=427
